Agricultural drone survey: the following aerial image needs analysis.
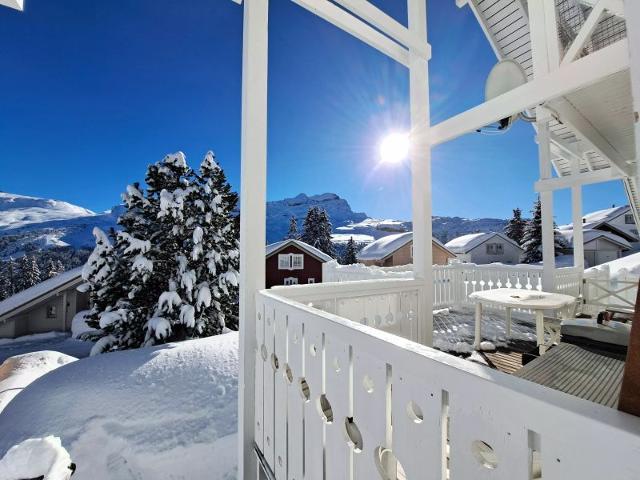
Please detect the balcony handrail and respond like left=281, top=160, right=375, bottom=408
left=255, top=287, right=640, bottom=479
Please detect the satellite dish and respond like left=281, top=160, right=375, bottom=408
left=480, top=60, right=528, bottom=133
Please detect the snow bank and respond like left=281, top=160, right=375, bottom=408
left=71, top=310, right=97, bottom=339
left=0, top=435, right=74, bottom=480
left=0, top=332, right=239, bottom=480
left=0, top=331, right=67, bottom=347
left=0, top=351, right=77, bottom=413
left=585, top=252, right=640, bottom=280
left=322, top=260, right=413, bottom=282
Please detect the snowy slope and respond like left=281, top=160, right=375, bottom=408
left=0, top=193, right=94, bottom=230
left=0, top=332, right=238, bottom=480
left=266, top=193, right=367, bottom=243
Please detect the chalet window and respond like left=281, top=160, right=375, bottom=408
left=46, top=305, right=57, bottom=318
left=284, top=277, right=298, bottom=285
left=308, top=278, right=315, bottom=284
left=486, top=243, right=503, bottom=255
left=278, top=253, right=304, bottom=270
left=625, top=214, right=635, bottom=224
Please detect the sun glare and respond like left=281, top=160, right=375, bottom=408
left=379, top=133, right=409, bottom=164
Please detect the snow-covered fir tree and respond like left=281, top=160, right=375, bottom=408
left=521, top=197, right=566, bottom=264
left=19, top=255, right=41, bottom=290
left=82, top=151, right=239, bottom=353
left=504, top=208, right=526, bottom=245
left=341, top=237, right=358, bottom=264
left=301, top=206, right=336, bottom=258
left=285, top=216, right=299, bottom=240
left=46, top=259, right=65, bottom=279
left=0, top=260, right=15, bottom=300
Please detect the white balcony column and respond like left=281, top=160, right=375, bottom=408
left=538, top=110, right=557, bottom=291
left=570, top=157, right=585, bottom=271
left=238, top=0, right=269, bottom=477
left=408, top=0, right=433, bottom=347
left=625, top=0, right=640, bottom=188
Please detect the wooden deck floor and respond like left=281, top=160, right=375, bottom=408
left=481, top=350, right=525, bottom=375
left=514, top=343, right=626, bottom=408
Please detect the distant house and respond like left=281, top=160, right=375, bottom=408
left=265, top=239, right=333, bottom=288
left=356, top=232, right=455, bottom=267
left=0, top=267, right=88, bottom=339
left=445, top=232, right=523, bottom=265
left=559, top=205, right=639, bottom=243
left=559, top=229, right=631, bottom=267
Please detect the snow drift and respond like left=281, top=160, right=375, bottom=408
left=0, top=332, right=239, bottom=480
left=0, top=351, right=77, bottom=413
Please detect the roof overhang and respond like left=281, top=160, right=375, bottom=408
left=0, top=0, right=23, bottom=11
left=0, top=274, right=84, bottom=324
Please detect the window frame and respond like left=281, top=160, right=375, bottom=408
left=277, top=253, right=304, bottom=270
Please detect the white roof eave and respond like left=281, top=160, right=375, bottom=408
left=0, top=0, right=24, bottom=11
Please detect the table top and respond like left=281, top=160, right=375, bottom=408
left=468, top=288, right=576, bottom=310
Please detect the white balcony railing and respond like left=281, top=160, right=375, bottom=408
left=254, top=284, right=640, bottom=479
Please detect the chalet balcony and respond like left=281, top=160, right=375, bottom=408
left=253, top=265, right=639, bottom=479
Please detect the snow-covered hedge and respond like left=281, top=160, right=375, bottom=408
left=322, top=260, right=413, bottom=282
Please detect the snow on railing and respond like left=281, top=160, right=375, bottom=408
left=272, top=278, right=424, bottom=343
left=254, top=288, right=640, bottom=480
left=583, top=266, right=639, bottom=315
left=322, top=260, right=412, bottom=282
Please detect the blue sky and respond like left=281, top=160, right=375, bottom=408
left=0, top=0, right=625, bottom=223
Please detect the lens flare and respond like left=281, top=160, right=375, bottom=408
left=379, top=133, right=409, bottom=164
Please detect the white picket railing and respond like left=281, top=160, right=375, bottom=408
left=273, top=278, right=424, bottom=343
left=582, top=268, right=639, bottom=315
left=254, top=288, right=640, bottom=480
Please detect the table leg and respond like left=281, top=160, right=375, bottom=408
left=505, top=307, right=512, bottom=338
left=474, top=302, right=482, bottom=349
left=535, top=310, right=546, bottom=355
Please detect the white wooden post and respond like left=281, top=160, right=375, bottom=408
left=408, top=0, right=433, bottom=347
left=625, top=0, right=640, bottom=189
left=571, top=155, right=585, bottom=270
left=238, top=0, right=269, bottom=477
left=529, top=0, right=556, bottom=291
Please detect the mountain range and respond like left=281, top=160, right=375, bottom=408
left=0, top=191, right=508, bottom=258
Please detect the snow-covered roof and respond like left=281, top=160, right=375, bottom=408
left=445, top=232, right=522, bottom=254
left=0, top=266, right=84, bottom=320
left=356, top=232, right=452, bottom=261
left=559, top=229, right=631, bottom=250
left=265, top=239, right=333, bottom=263
left=559, top=205, right=631, bottom=231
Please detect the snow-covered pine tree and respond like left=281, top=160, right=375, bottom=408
left=521, top=199, right=543, bottom=263
left=0, top=258, right=17, bottom=300
left=521, top=197, right=566, bottom=264
left=46, top=260, right=63, bottom=279
left=504, top=208, right=526, bottom=245
left=19, top=255, right=41, bottom=290
left=341, top=237, right=358, bottom=264
left=301, top=207, right=336, bottom=258
left=285, top=216, right=299, bottom=240
left=86, top=151, right=240, bottom=353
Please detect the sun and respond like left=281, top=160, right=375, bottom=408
left=379, top=132, right=409, bottom=164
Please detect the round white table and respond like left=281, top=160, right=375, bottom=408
left=468, top=288, right=577, bottom=355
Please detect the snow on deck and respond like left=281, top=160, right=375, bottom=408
left=433, top=308, right=537, bottom=354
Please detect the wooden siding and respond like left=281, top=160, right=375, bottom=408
left=265, top=244, right=325, bottom=288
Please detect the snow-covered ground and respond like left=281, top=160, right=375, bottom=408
left=0, top=351, right=76, bottom=413
left=0, top=333, right=92, bottom=364
left=0, top=332, right=238, bottom=480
